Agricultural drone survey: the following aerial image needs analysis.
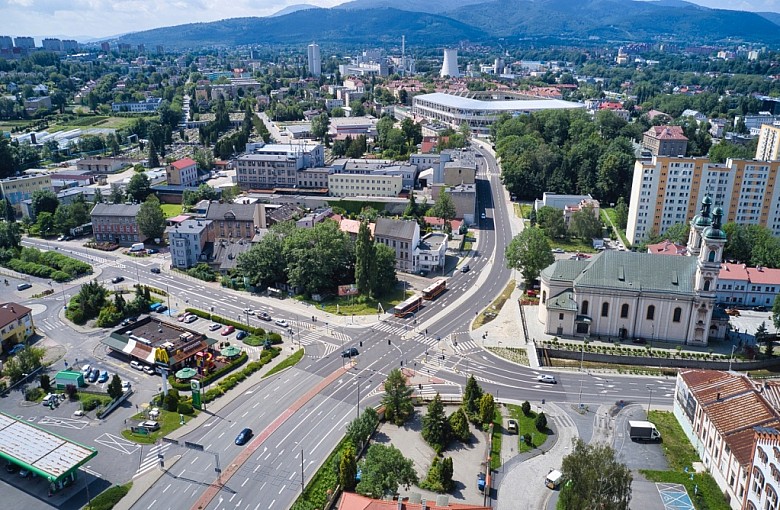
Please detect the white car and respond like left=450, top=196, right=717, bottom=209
left=143, top=365, right=155, bottom=375
left=81, top=364, right=91, bottom=375
left=73, top=409, right=85, bottom=417
left=275, top=319, right=289, bottom=328
left=243, top=308, right=255, bottom=316
left=130, top=360, right=143, bottom=371
left=537, top=374, right=557, bottom=384
left=121, top=381, right=132, bottom=391
left=208, top=323, right=221, bottom=331
left=551, top=248, right=565, bottom=254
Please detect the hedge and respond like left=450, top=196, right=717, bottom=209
left=5, top=259, right=70, bottom=281
left=86, top=483, right=132, bottom=510
left=167, top=352, right=250, bottom=391
left=184, top=307, right=270, bottom=338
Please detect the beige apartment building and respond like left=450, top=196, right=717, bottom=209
left=756, top=124, right=780, bottom=162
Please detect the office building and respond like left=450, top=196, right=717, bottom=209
left=167, top=157, right=198, bottom=187
left=307, top=43, right=321, bottom=77
left=0, top=174, right=53, bottom=214
left=234, top=143, right=324, bottom=189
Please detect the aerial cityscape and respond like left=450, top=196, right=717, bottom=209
left=2, top=1, right=780, bottom=510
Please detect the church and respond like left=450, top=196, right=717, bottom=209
left=537, top=196, right=729, bottom=346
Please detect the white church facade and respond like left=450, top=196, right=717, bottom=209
left=537, top=197, right=729, bottom=346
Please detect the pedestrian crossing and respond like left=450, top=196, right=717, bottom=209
left=451, top=338, right=480, bottom=354
left=134, top=443, right=170, bottom=478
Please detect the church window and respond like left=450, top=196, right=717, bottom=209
left=601, top=302, right=609, bottom=317
left=581, top=300, right=589, bottom=315
left=620, top=304, right=629, bottom=318
left=647, top=305, right=655, bottom=320
left=708, top=249, right=716, bottom=262
left=704, top=280, right=711, bottom=291
left=673, top=307, right=682, bottom=322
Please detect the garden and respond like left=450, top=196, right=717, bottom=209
left=3, top=247, right=92, bottom=282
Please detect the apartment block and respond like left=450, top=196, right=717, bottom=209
left=234, top=143, right=324, bottom=190
left=90, top=203, right=146, bottom=246
left=0, top=303, right=35, bottom=355
left=626, top=155, right=780, bottom=245
left=167, top=157, right=198, bottom=187
left=204, top=201, right=264, bottom=239
left=374, top=218, right=420, bottom=273
left=756, top=124, right=780, bottom=162
left=0, top=174, right=53, bottom=213
left=166, top=219, right=214, bottom=269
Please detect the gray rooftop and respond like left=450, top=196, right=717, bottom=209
left=90, top=202, right=141, bottom=217
left=166, top=219, right=211, bottom=235
left=414, top=92, right=585, bottom=112
left=375, top=218, right=418, bottom=241
left=205, top=201, right=258, bottom=222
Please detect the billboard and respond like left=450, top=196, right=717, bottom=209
left=338, top=284, right=359, bottom=296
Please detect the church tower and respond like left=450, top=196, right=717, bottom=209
left=688, top=206, right=726, bottom=345
left=687, top=195, right=712, bottom=258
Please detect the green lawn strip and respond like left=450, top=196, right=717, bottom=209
left=291, top=437, right=349, bottom=510
left=86, top=481, right=133, bottom=510
left=640, top=470, right=729, bottom=510
left=490, top=408, right=503, bottom=470
left=264, top=349, right=304, bottom=378
left=297, top=286, right=407, bottom=316
left=648, top=411, right=700, bottom=471
left=486, top=347, right=528, bottom=365
left=517, top=204, right=532, bottom=219
left=161, top=203, right=184, bottom=217
left=472, top=280, right=515, bottom=329
left=602, top=208, right=630, bottom=248
left=507, top=404, right=550, bottom=453
left=120, top=409, right=195, bottom=444
left=547, top=236, right=597, bottom=253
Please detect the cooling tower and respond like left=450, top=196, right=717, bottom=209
left=440, top=49, right=460, bottom=78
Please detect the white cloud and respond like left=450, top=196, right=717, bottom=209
left=0, top=0, right=343, bottom=39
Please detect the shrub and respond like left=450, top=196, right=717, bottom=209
left=65, top=384, right=77, bottom=399
left=83, top=397, right=101, bottom=411
left=25, top=387, right=44, bottom=401
left=40, top=374, right=51, bottom=392
left=86, top=483, right=131, bottom=510
left=164, top=389, right=180, bottom=412
left=521, top=401, right=531, bottom=416
left=177, top=402, right=195, bottom=415
left=535, top=412, right=548, bottom=432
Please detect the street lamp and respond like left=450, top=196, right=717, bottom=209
left=728, top=344, right=737, bottom=371
left=646, top=385, right=654, bottom=415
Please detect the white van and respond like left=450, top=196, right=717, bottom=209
left=545, top=470, right=562, bottom=489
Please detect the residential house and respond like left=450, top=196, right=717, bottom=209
left=23, top=96, right=51, bottom=113
left=647, top=240, right=688, bottom=256
left=77, top=157, right=138, bottom=173
left=205, top=201, right=264, bottom=240
left=374, top=218, right=420, bottom=272
left=717, top=263, right=780, bottom=308
left=90, top=203, right=146, bottom=246
left=0, top=173, right=53, bottom=214
left=0, top=303, right=34, bottom=355
left=167, top=157, right=198, bottom=187
left=209, top=238, right=252, bottom=275
left=418, top=232, right=447, bottom=273
left=744, top=427, right=780, bottom=510
left=563, top=198, right=601, bottom=228
left=166, top=219, right=214, bottom=269
left=296, top=208, right=332, bottom=228
left=642, top=126, right=689, bottom=157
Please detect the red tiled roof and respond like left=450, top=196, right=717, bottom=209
left=720, top=263, right=751, bottom=281
left=423, top=216, right=463, bottom=231
left=338, top=493, right=491, bottom=510
left=171, top=157, right=197, bottom=170
left=645, top=125, right=688, bottom=141
left=647, top=240, right=687, bottom=256
left=0, top=302, right=32, bottom=329
left=746, top=266, right=780, bottom=285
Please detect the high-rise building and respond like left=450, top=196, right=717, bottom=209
left=626, top=155, right=780, bottom=244
left=307, top=43, right=321, bottom=76
left=13, top=37, right=35, bottom=49
left=440, top=49, right=459, bottom=78
left=0, top=36, right=13, bottom=50
left=42, top=38, right=63, bottom=52
left=62, top=40, right=79, bottom=52
left=756, top=124, right=780, bottom=162
left=100, top=42, right=110, bottom=53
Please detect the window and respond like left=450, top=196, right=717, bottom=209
left=673, top=307, right=682, bottom=322
left=709, top=249, right=716, bottom=262
left=621, top=304, right=629, bottom=318
left=559, top=313, right=564, bottom=320
left=601, top=302, right=609, bottom=317
left=581, top=301, right=589, bottom=315
left=704, top=280, right=711, bottom=291
left=647, top=305, right=655, bottom=321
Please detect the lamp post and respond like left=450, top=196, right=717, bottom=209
left=166, top=285, right=171, bottom=314
left=728, top=344, right=737, bottom=371
left=646, top=385, right=654, bottom=415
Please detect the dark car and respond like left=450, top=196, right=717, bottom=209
left=147, top=248, right=159, bottom=254
left=156, top=305, right=168, bottom=313
left=88, top=368, right=100, bottom=383
left=150, top=267, right=161, bottom=274
left=258, top=312, right=272, bottom=321
left=460, top=264, right=470, bottom=273
left=111, top=276, right=124, bottom=284
left=341, top=347, right=359, bottom=358
left=236, top=330, right=248, bottom=340
left=235, top=428, right=253, bottom=445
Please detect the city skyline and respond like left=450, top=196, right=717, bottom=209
left=1, top=0, right=779, bottom=41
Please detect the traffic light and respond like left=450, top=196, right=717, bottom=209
left=388, top=339, right=391, bottom=345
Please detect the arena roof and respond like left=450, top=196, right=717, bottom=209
left=0, top=411, right=97, bottom=482
left=414, top=92, right=585, bottom=112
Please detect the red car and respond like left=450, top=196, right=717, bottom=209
left=221, top=325, right=235, bottom=336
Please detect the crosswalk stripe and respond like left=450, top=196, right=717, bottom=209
left=134, top=444, right=170, bottom=478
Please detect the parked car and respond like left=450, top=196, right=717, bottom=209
left=16, top=282, right=32, bottom=291
left=121, top=381, right=132, bottom=391
left=140, top=420, right=160, bottom=431
left=341, top=347, right=359, bottom=358
left=156, top=305, right=168, bottom=313
left=235, top=428, right=253, bottom=446
left=258, top=312, right=271, bottom=321
left=177, top=314, right=189, bottom=322
left=81, top=364, right=91, bottom=375
left=130, top=360, right=143, bottom=370
left=150, top=267, right=161, bottom=274
left=88, top=368, right=100, bottom=383
left=146, top=248, right=159, bottom=254
left=98, top=371, right=109, bottom=383
left=111, top=276, right=124, bottom=284
left=236, top=330, right=248, bottom=340
left=8, top=344, right=25, bottom=355
left=73, top=409, right=85, bottom=417
left=536, top=374, right=557, bottom=384
left=57, top=235, right=66, bottom=241
left=143, top=365, right=155, bottom=375
left=275, top=319, right=289, bottom=328
left=481, top=212, right=486, bottom=219
left=185, top=315, right=198, bottom=323
left=551, top=248, right=565, bottom=254
left=209, top=323, right=221, bottom=331
left=221, top=325, right=235, bottom=336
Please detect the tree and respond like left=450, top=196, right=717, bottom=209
left=521, top=401, right=531, bottom=416
left=1, top=346, right=44, bottom=383
left=30, top=189, right=59, bottom=217
left=346, top=407, right=379, bottom=452
left=354, top=221, right=374, bottom=296
left=431, top=191, right=457, bottom=233
left=448, top=408, right=470, bottom=442
left=0, top=220, right=21, bottom=250
left=505, top=227, right=555, bottom=285
left=773, top=294, right=780, bottom=333
left=40, top=374, right=51, bottom=392
left=462, top=375, right=483, bottom=421
left=356, top=444, right=418, bottom=498
left=35, top=211, right=55, bottom=237
left=559, top=439, right=632, bottom=510
left=568, top=205, right=602, bottom=240
left=137, top=196, right=166, bottom=241
left=613, top=197, right=629, bottom=230
left=126, top=173, right=151, bottom=203
left=147, top=139, right=160, bottom=167
left=237, top=228, right=289, bottom=289
left=478, top=393, right=495, bottom=427
left=311, top=112, right=330, bottom=140
left=109, top=184, right=124, bottom=205
left=404, top=192, right=418, bottom=218
left=420, top=455, right=454, bottom=493
left=380, top=368, right=414, bottom=426
left=107, top=374, right=124, bottom=400
left=339, top=442, right=358, bottom=492
left=371, top=243, right=397, bottom=297
left=756, top=321, right=773, bottom=357
left=535, top=412, right=548, bottom=432
left=536, top=206, right=566, bottom=238
left=2, top=199, right=15, bottom=222
left=422, top=393, right=450, bottom=452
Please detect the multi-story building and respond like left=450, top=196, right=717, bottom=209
left=0, top=36, right=12, bottom=50
left=674, top=370, right=780, bottom=509
left=307, top=43, right=321, bottom=76
left=204, top=201, right=264, bottom=239
left=41, top=38, right=62, bottom=52
left=297, top=167, right=332, bottom=189
left=13, top=37, right=35, bottom=49
left=328, top=174, right=403, bottom=198
left=626, top=155, right=780, bottom=245
left=77, top=156, right=137, bottom=173
left=417, top=233, right=447, bottom=273
left=642, top=125, right=688, bottom=156
left=62, top=40, right=78, bottom=52
left=0, top=173, right=53, bottom=214
left=756, top=124, right=780, bottom=162
left=0, top=303, right=34, bottom=355
left=111, top=97, right=162, bottom=113
left=166, top=219, right=214, bottom=269
left=90, top=203, right=146, bottom=246
left=745, top=427, right=780, bottom=510
left=234, top=143, right=324, bottom=189
left=717, top=263, right=780, bottom=308
left=167, top=157, right=198, bottom=187
left=374, top=218, right=420, bottom=273
left=23, top=96, right=51, bottom=112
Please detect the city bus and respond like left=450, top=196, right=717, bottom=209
left=394, top=295, right=423, bottom=318
left=422, top=279, right=447, bottom=300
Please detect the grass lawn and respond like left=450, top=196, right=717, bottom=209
left=507, top=404, right=550, bottom=453
left=487, top=347, right=528, bottom=365
left=161, top=204, right=184, bottom=218
left=547, top=236, right=597, bottom=253
left=292, top=437, right=349, bottom=510
left=648, top=410, right=700, bottom=471
left=121, top=408, right=195, bottom=444
left=298, top=285, right=408, bottom=316
left=640, top=470, right=729, bottom=510
left=472, top=280, right=515, bottom=330
left=602, top=208, right=631, bottom=248
left=264, top=349, right=304, bottom=378
left=516, top=203, right=532, bottom=219
left=490, top=407, right=503, bottom=469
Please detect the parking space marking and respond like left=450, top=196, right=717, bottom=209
left=38, top=416, right=89, bottom=430
left=657, top=483, right=694, bottom=509
left=95, top=433, right=142, bottom=454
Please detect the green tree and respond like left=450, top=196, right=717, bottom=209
left=448, top=408, right=470, bottom=442
left=148, top=139, right=160, bottom=167
left=431, top=191, right=457, bottom=233
left=284, top=220, right=354, bottom=297
left=0, top=220, right=21, bottom=250
left=1, top=347, right=45, bottom=383
left=356, top=444, right=418, bottom=498
left=126, top=173, right=151, bottom=203
left=346, top=407, right=379, bottom=452
left=613, top=197, right=629, bottom=230
left=311, top=112, right=330, bottom=140
left=440, top=457, right=454, bottom=491
left=137, top=195, right=166, bottom=240
left=773, top=294, right=780, bottom=333
left=422, top=393, right=450, bottom=452
left=237, top=228, right=289, bottom=289
left=478, top=393, right=495, bottom=427
left=109, top=184, right=124, bottom=205
left=381, top=368, right=414, bottom=426
left=404, top=192, right=418, bottom=218
left=30, top=189, right=59, bottom=217
left=462, top=375, right=483, bottom=421
left=521, top=401, right=531, bottom=416
left=568, top=205, right=602, bottom=240
left=536, top=206, right=566, bottom=238
left=107, top=374, right=124, bottom=400
left=505, top=227, right=555, bottom=285
left=53, top=205, right=76, bottom=236
left=371, top=243, right=397, bottom=297
left=559, top=439, right=632, bottom=510
left=756, top=321, right=773, bottom=357
left=35, top=211, right=55, bottom=237
left=535, top=412, right=548, bottom=432
left=339, top=442, right=358, bottom=492
left=354, top=221, right=374, bottom=296
left=164, top=389, right=180, bottom=412
left=2, top=199, right=16, bottom=222
left=40, top=374, right=51, bottom=392
left=400, top=117, right=422, bottom=150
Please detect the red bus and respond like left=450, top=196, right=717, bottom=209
left=394, top=295, right=423, bottom=317
left=422, top=279, right=446, bottom=300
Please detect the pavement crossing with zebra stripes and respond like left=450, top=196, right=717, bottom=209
left=134, top=443, right=170, bottom=478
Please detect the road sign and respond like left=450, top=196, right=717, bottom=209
left=184, top=441, right=204, bottom=451
left=161, top=437, right=179, bottom=445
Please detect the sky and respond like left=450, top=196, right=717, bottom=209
left=0, top=0, right=779, bottom=41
